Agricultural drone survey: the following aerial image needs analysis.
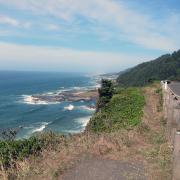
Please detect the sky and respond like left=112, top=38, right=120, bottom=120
left=0, top=0, right=180, bottom=73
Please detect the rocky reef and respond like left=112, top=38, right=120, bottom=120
left=31, top=89, right=98, bottom=104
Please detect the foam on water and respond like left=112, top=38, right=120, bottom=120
left=19, top=122, right=51, bottom=139
left=64, top=104, right=74, bottom=111
left=75, top=116, right=91, bottom=129
left=21, top=95, right=60, bottom=105
left=32, top=122, right=49, bottom=133
left=63, top=129, right=81, bottom=134
left=19, top=75, right=100, bottom=106
left=78, top=105, right=96, bottom=111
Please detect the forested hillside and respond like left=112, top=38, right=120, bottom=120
left=117, top=50, right=180, bottom=87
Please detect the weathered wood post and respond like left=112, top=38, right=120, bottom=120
left=173, top=128, right=180, bottom=180
left=167, top=92, right=174, bottom=142
left=173, top=103, right=180, bottom=180
left=171, top=104, right=180, bottom=145
left=162, top=81, right=180, bottom=180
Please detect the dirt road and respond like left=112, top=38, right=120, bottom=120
left=62, top=154, right=146, bottom=180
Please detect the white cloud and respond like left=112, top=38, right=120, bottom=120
left=0, top=14, right=32, bottom=30
left=0, top=42, right=155, bottom=72
left=0, top=15, right=19, bottom=26
left=23, top=22, right=32, bottom=29
left=0, top=0, right=179, bottom=51
left=46, top=24, right=59, bottom=31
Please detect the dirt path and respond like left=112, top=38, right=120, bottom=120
left=62, top=154, right=146, bottom=180
left=142, top=86, right=162, bottom=131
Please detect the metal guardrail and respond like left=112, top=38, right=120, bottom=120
left=161, top=81, right=180, bottom=100
left=167, top=85, right=180, bottom=100
left=167, top=84, right=180, bottom=131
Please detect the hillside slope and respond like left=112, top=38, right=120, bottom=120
left=117, top=50, right=180, bottom=87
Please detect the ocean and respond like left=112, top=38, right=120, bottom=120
left=0, top=71, right=99, bottom=139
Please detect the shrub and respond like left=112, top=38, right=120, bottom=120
left=96, top=79, right=114, bottom=111
left=89, top=88, right=145, bottom=132
left=0, top=132, right=60, bottom=169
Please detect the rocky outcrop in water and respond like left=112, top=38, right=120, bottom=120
left=31, top=90, right=98, bottom=104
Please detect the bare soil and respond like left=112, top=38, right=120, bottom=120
left=62, top=154, right=145, bottom=180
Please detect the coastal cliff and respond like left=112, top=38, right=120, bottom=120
left=0, top=81, right=172, bottom=180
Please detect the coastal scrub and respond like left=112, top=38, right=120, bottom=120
left=0, top=132, right=61, bottom=169
left=88, top=88, right=145, bottom=132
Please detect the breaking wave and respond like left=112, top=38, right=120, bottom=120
left=32, top=122, right=50, bottom=133
left=64, top=104, right=74, bottom=111
left=20, top=95, right=60, bottom=105
left=78, top=105, right=96, bottom=111
left=75, top=116, right=91, bottom=129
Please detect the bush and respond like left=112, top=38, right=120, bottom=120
left=0, top=132, right=60, bottom=169
left=89, top=88, right=145, bottom=132
left=96, top=79, right=114, bottom=111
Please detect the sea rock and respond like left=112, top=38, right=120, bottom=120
left=31, top=89, right=98, bottom=103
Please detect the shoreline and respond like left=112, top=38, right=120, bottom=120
left=23, top=89, right=98, bottom=105
left=17, top=89, right=98, bottom=139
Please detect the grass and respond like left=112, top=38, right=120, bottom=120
left=141, top=139, right=172, bottom=180
left=0, top=132, right=62, bottom=170
left=139, top=85, right=172, bottom=179
left=88, top=88, right=145, bottom=132
left=155, top=88, right=163, bottom=112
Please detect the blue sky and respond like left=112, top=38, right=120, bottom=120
left=0, top=0, right=179, bottom=73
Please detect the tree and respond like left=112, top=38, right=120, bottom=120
left=117, top=49, right=180, bottom=86
left=96, top=79, right=114, bottom=111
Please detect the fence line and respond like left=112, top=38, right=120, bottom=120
left=162, top=81, right=180, bottom=180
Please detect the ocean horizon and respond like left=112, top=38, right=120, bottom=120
left=0, top=71, right=100, bottom=139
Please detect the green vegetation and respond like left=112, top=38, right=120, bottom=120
left=155, top=88, right=163, bottom=112
left=0, top=132, right=61, bottom=169
left=96, top=79, right=114, bottom=111
left=88, top=87, right=145, bottom=132
left=0, top=127, right=22, bottom=141
left=117, top=50, right=180, bottom=87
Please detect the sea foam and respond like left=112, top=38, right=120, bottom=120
left=64, top=104, right=74, bottom=111
left=75, top=116, right=91, bottom=129
left=78, top=105, right=96, bottom=111
left=21, top=95, right=59, bottom=105
left=31, top=122, right=50, bottom=133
